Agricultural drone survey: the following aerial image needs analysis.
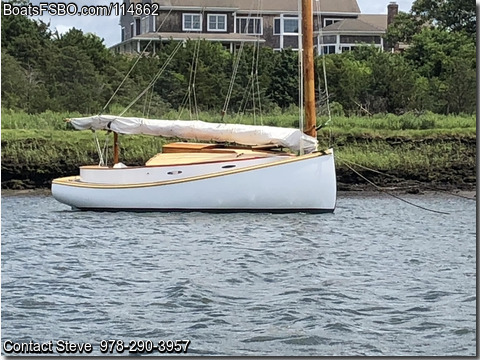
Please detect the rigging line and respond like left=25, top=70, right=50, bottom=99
left=102, top=131, right=110, bottom=165
left=241, top=76, right=254, bottom=116
left=298, top=0, right=304, bottom=155
left=191, top=28, right=202, bottom=120
left=180, top=9, right=204, bottom=120
left=92, top=130, right=104, bottom=166
left=236, top=48, right=256, bottom=122
left=232, top=13, right=259, bottom=123
left=340, top=157, right=476, bottom=201
left=255, top=41, right=263, bottom=125
left=224, top=1, right=261, bottom=121
left=244, top=45, right=261, bottom=118
left=182, top=44, right=195, bottom=118
left=223, top=5, right=259, bottom=121
left=146, top=85, right=154, bottom=118
left=343, top=162, right=450, bottom=215
left=314, top=0, right=333, bottom=146
left=178, top=37, right=200, bottom=120
left=142, top=87, right=149, bottom=116
left=222, top=41, right=245, bottom=121
left=233, top=71, right=252, bottom=123
left=120, top=41, right=184, bottom=116
left=187, top=86, right=193, bottom=120
left=252, top=1, right=263, bottom=125
left=251, top=45, right=257, bottom=124
left=237, top=44, right=259, bottom=121
left=251, top=36, right=263, bottom=125
left=101, top=8, right=173, bottom=114
left=177, top=90, right=191, bottom=120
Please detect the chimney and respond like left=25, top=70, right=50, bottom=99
left=387, top=2, right=399, bottom=26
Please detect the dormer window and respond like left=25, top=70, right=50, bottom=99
left=208, top=14, right=227, bottom=31
left=183, top=13, right=202, bottom=31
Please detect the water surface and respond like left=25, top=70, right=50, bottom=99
left=1, top=192, right=476, bottom=356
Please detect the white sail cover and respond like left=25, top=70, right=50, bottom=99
left=69, top=115, right=318, bottom=153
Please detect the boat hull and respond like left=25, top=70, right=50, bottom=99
left=51, top=151, right=336, bottom=213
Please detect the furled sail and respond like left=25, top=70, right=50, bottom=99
left=69, top=115, right=318, bottom=153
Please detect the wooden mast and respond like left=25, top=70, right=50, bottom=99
left=302, top=0, right=317, bottom=138
left=113, top=132, right=119, bottom=165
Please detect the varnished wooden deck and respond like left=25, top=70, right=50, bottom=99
left=145, top=142, right=291, bottom=166
left=80, top=142, right=293, bottom=169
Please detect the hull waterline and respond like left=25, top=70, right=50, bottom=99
left=51, top=151, right=337, bottom=213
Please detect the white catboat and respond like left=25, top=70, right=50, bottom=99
left=51, top=0, right=337, bottom=212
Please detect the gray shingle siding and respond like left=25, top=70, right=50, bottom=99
left=113, top=0, right=388, bottom=54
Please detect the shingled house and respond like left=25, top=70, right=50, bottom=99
left=111, top=0, right=399, bottom=55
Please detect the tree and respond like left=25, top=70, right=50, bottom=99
left=1, top=49, right=28, bottom=110
left=385, top=0, right=476, bottom=52
left=442, top=57, right=476, bottom=114
left=1, top=4, right=52, bottom=66
left=367, top=52, right=419, bottom=114
left=54, top=28, right=112, bottom=72
left=385, top=11, right=425, bottom=46
left=320, top=53, right=372, bottom=114
left=405, top=28, right=476, bottom=114
left=225, top=44, right=276, bottom=114
left=405, top=28, right=475, bottom=77
left=411, top=0, right=476, bottom=36
left=267, top=49, right=299, bottom=109
left=43, top=45, right=104, bottom=113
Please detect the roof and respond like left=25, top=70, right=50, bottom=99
left=128, top=32, right=265, bottom=43
left=357, top=14, right=388, bottom=31
left=321, top=18, right=385, bottom=33
left=153, top=0, right=361, bottom=14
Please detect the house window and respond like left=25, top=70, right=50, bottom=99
left=208, top=14, right=226, bottom=31
left=236, top=17, right=262, bottom=35
left=121, top=26, right=125, bottom=41
left=141, top=16, right=150, bottom=34
left=341, top=45, right=355, bottom=52
left=130, top=22, right=134, bottom=37
left=135, top=18, right=141, bottom=35
left=321, top=45, right=336, bottom=55
left=321, top=35, right=336, bottom=44
left=274, top=18, right=280, bottom=34
left=324, top=18, right=341, bottom=27
left=274, top=17, right=299, bottom=35
left=284, top=18, right=299, bottom=33
left=340, top=35, right=381, bottom=44
left=152, top=15, right=156, bottom=32
left=183, top=13, right=202, bottom=31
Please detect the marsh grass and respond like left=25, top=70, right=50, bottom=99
left=335, top=140, right=473, bottom=172
left=1, top=109, right=476, bottom=179
left=1, top=129, right=165, bottom=167
left=326, top=112, right=475, bottom=131
left=2, top=108, right=475, bottom=132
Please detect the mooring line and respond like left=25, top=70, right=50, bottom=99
left=341, top=158, right=398, bottom=178
left=434, top=190, right=476, bottom=201
left=340, top=158, right=475, bottom=201
left=342, top=162, right=451, bottom=215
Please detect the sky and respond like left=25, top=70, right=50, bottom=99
left=29, top=0, right=415, bottom=48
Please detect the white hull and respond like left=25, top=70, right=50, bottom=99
left=52, top=150, right=336, bottom=213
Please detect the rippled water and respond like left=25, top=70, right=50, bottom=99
left=1, top=193, right=476, bottom=356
